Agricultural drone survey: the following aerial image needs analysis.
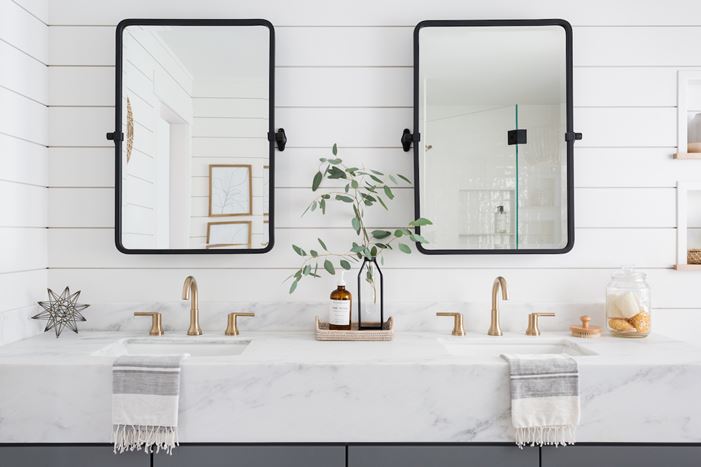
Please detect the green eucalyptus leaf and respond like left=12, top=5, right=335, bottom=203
left=370, top=246, right=378, bottom=257
left=377, top=196, right=388, bottom=210
left=292, top=244, right=306, bottom=256
left=289, top=280, right=299, bottom=294
left=340, top=259, right=351, bottom=270
left=383, top=185, right=394, bottom=200
left=303, top=265, right=311, bottom=275
left=409, top=234, right=428, bottom=244
left=351, top=179, right=359, bottom=189
left=320, top=198, right=326, bottom=214
left=329, top=158, right=342, bottom=165
left=389, top=174, right=398, bottom=184
left=397, top=174, right=412, bottom=184
left=312, top=171, right=323, bottom=191
left=398, top=243, right=411, bottom=254
left=409, top=217, right=433, bottom=227
left=310, top=250, right=318, bottom=257
left=332, top=143, right=338, bottom=156
left=369, top=174, right=383, bottom=184
left=310, top=200, right=318, bottom=212
left=351, top=217, right=361, bottom=234
left=318, top=238, right=328, bottom=251
left=324, top=259, right=335, bottom=275
left=370, top=169, right=384, bottom=176
left=371, top=230, right=392, bottom=239
left=335, top=194, right=353, bottom=203
left=394, top=229, right=404, bottom=238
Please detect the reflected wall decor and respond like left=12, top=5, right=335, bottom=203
left=209, top=164, right=253, bottom=217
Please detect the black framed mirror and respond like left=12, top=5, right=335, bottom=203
left=407, top=19, right=581, bottom=255
left=109, top=19, right=277, bottom=254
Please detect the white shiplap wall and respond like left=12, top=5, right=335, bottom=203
left=0, top=0, right=47, bottom=344
left=41, top=0, right=701, bottom=344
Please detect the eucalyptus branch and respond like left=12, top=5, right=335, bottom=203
left=287, top=143, right=432, bottom=294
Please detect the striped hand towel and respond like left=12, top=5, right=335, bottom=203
left=112, top=355, right=187, bottom=455
left=501, top=353, right=580, bottom=447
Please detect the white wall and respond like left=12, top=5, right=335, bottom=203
left=26, top=0, right=701, bottom=345
left=0, top=0, right=48, bottom=344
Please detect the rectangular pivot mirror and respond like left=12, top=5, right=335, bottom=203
left=414, top=20, right=575, bottom=254
left=113, top=19, right=274, bottom=254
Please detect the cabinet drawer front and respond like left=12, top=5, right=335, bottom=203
left=348, top=445, right=538, bottom=467
left=154, top=445, right=345, bottom=467
left=542, top=445, right=701, bottom=467
left=0, top=446, right=148, bottom=467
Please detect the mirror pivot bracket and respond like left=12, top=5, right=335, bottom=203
left=565, top=131, right=583, bottom=142
left=401, top=128, right=420, bottom=152
left=106, top=131, right=123, bottom=143
left=269, top=128, right=287, bottom=151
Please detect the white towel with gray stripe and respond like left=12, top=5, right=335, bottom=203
left=501, top=353, right=580, bottom=447
left=112, top=355, right=187, bottom=455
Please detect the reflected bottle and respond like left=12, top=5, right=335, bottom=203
left=494, top=205, right=508, bottom=234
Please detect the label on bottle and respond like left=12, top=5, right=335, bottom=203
left=329, top=299, right=351, bottom=325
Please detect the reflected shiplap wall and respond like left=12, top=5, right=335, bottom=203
left=10, top=0, right=700, bottom=345
left=0, top=0, right=47, bottom=344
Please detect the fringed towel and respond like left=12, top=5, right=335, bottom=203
left=501, top=353, right=580, bottom=447
left=112, top=355, right=187, bottom=455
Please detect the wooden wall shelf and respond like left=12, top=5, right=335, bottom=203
left=674, top=152, right=701, bottom=160
left=675, top=264, right=701, bottom=270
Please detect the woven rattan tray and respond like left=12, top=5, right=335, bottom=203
left=314, top=316, right=394, bottom=341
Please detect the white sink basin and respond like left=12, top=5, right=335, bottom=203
left=94, top=337, right=251, bottom=358
left=439, top=337, right=597, bottom=358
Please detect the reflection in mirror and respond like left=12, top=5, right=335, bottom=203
left=416, top=23, right=573, bottom=253
left=117, top=22, right=272, bottom=252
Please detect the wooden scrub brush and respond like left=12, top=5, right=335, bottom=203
left=570, top=315, right=601, bottom=338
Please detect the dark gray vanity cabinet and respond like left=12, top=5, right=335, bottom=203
left=347, top=445, right=538, bottom=467
left=541, top=445, right=701, bottom=467
left=0, top=446, right=148, bottom=467
left=153, top=445, right=346, bottom=467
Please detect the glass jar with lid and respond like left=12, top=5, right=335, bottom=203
left=606, top=267, right=651, bottom=338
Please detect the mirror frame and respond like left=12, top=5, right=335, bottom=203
left=111, top=18, right=275, bottom=254
left=412, top=19, right=576, bottom=255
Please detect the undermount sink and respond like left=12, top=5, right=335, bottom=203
left=93, top=337, right=251, bottom=358
left=439, top=337, right=597, bottom=358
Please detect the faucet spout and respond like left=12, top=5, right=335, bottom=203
left=182, top=275, right=202, bottom=336
left=488, top=276, right=508, bottom=336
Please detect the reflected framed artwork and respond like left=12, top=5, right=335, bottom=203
left=206, top=221, right=252, bottom=249
left=209, top=164, right=252, bottom=217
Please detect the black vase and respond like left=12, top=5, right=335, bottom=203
left=357, top=258, right=384, bottom=329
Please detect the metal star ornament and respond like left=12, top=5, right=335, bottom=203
left=32, top=287, right=89, bottom=338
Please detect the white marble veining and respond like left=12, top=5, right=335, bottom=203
left=0, top=325, right=699, bottom=443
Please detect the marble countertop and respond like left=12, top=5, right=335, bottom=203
left=0, top=329, right=700, bottom=443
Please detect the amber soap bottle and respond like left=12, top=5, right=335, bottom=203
left=329, top=272, right=352, bottom=330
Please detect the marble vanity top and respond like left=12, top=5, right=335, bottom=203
left=0, top=329, right=700, bottom=443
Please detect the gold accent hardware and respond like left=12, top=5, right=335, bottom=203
left=182, top=276, right=202, bottom=336
left=134, top=311, right=163, bottom=336
left=488, top=276, right=508, bottom=336
left=225, top=312, right=255, bottom=336
left=526, top=312, right=556, bottom=336
left=436, top=312, right=465, bottom=336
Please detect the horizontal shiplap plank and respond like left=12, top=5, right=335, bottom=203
left=48, top=227, right=674, bottom=269
left=48, top=26, right=113, bottom=66
left=574, top=67, right=677, bottom=107
left=48, top=66, right=113, bottom=106
left=576, top=187, right=676, bottom=228
left=575, top=27, right=701, bottom=67
left=0, top=87, right=47, bottom=145
left=45, top=267, right=701, bottom=309
left=48, top=147, right=113, bottom=187
left=0, top=181, right=47, bottom=227
left=0, top=269, right=47, bottom=313
left=0, top=304, right=43, bottom=346
left=48, top=186, right=673, bottom=229
left=0, top=0, right=47, bottom=64
left=45, top=24, right=701, bottom=70
left=48, top=106, right=112, bottom=147
left=0, top=39, right=47, bottom=104
left=0, top=227, right=47, bottom=273
left=0, top=133, right=48, bottom=186
left=576, top=107, right=676, bottom=147
left=655, top=309, right=701, bottom=346
left=46, top=0, right=701, bottom=27
left=47, top=104, right=679, bottom=150
left=575, top=147, right=701, bottom=188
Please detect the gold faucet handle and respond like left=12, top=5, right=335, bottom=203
left=526, top=312, right=555, bottom=336
left=134, top=311, right=164, bottom=336
left=436, top=312, right=465, bottom=336
left=226, top=312, right=255, bottom=336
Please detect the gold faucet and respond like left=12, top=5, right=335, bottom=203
left=488, top=276, right=508, bottom=336
left=182, top=276, right=202, bottom=336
